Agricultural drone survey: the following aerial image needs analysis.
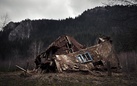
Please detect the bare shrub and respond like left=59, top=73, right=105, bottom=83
left=118, top=51, right=137, bottom=73
left=0, top=57, right=35, bottom=72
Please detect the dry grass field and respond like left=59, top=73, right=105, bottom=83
left=0, top=71, right=137, bottom=86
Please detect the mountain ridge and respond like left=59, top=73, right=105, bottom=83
left=0, top=5, right=137, bottom=59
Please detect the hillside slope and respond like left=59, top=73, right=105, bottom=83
left=0, top=5, right=137, bottom=60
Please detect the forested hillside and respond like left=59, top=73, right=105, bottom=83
left=0, top=5, right=137, bottom=60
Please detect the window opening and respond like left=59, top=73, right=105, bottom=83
left=76, top=52, right=93, bottom=63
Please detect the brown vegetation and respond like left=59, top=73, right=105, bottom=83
left=118, top=51, right=137, bottom=73
left=0, top=71, right=137, bottom=86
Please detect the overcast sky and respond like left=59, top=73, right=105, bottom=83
left=0, top=0, right=108, bottom=22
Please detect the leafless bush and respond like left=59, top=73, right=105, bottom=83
left=118, top=51, right=137, bottom=73
left=0, top=57, right=35, bottom=72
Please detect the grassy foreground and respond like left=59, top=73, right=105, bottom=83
left=0, top=71, right=137, bottom=86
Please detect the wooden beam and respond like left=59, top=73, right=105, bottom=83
left=16, top=65, right=27, bottom=72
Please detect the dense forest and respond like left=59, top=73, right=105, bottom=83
left=0, top=5, right=137, bottom=60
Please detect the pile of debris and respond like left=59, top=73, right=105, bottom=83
left=34, top=35, right=121, bottom=75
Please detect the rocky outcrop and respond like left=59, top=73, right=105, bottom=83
left=9, top=20, right=32, bottom=41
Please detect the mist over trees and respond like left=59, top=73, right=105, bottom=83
left=0, top=5, right=137, bottom=61
left=0, top=13, right=10, bottom=31
left=107, top=0, right=137, bottom=5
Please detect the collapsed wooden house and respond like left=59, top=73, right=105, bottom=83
left=34, top=35, right=120, bottom=73
left=34, top=35, right=85, bottom=72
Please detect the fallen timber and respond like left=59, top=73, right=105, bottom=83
left=16, top=65, right=27, bottom=72
left=34, top=35, right=121, bottom=75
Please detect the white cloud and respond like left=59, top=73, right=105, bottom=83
left=0, top=0, right=108, bottom=22
left=69, top=0, right=107, bottom=15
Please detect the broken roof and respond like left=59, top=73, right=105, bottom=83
left=34, top=35, right=121, bottom=74
left=37, top=35, right=85, bottom=59
left=54, top=39, right=119, bottom=72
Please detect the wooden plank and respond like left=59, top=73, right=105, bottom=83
left=16, top=65, right=27, bottom=72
